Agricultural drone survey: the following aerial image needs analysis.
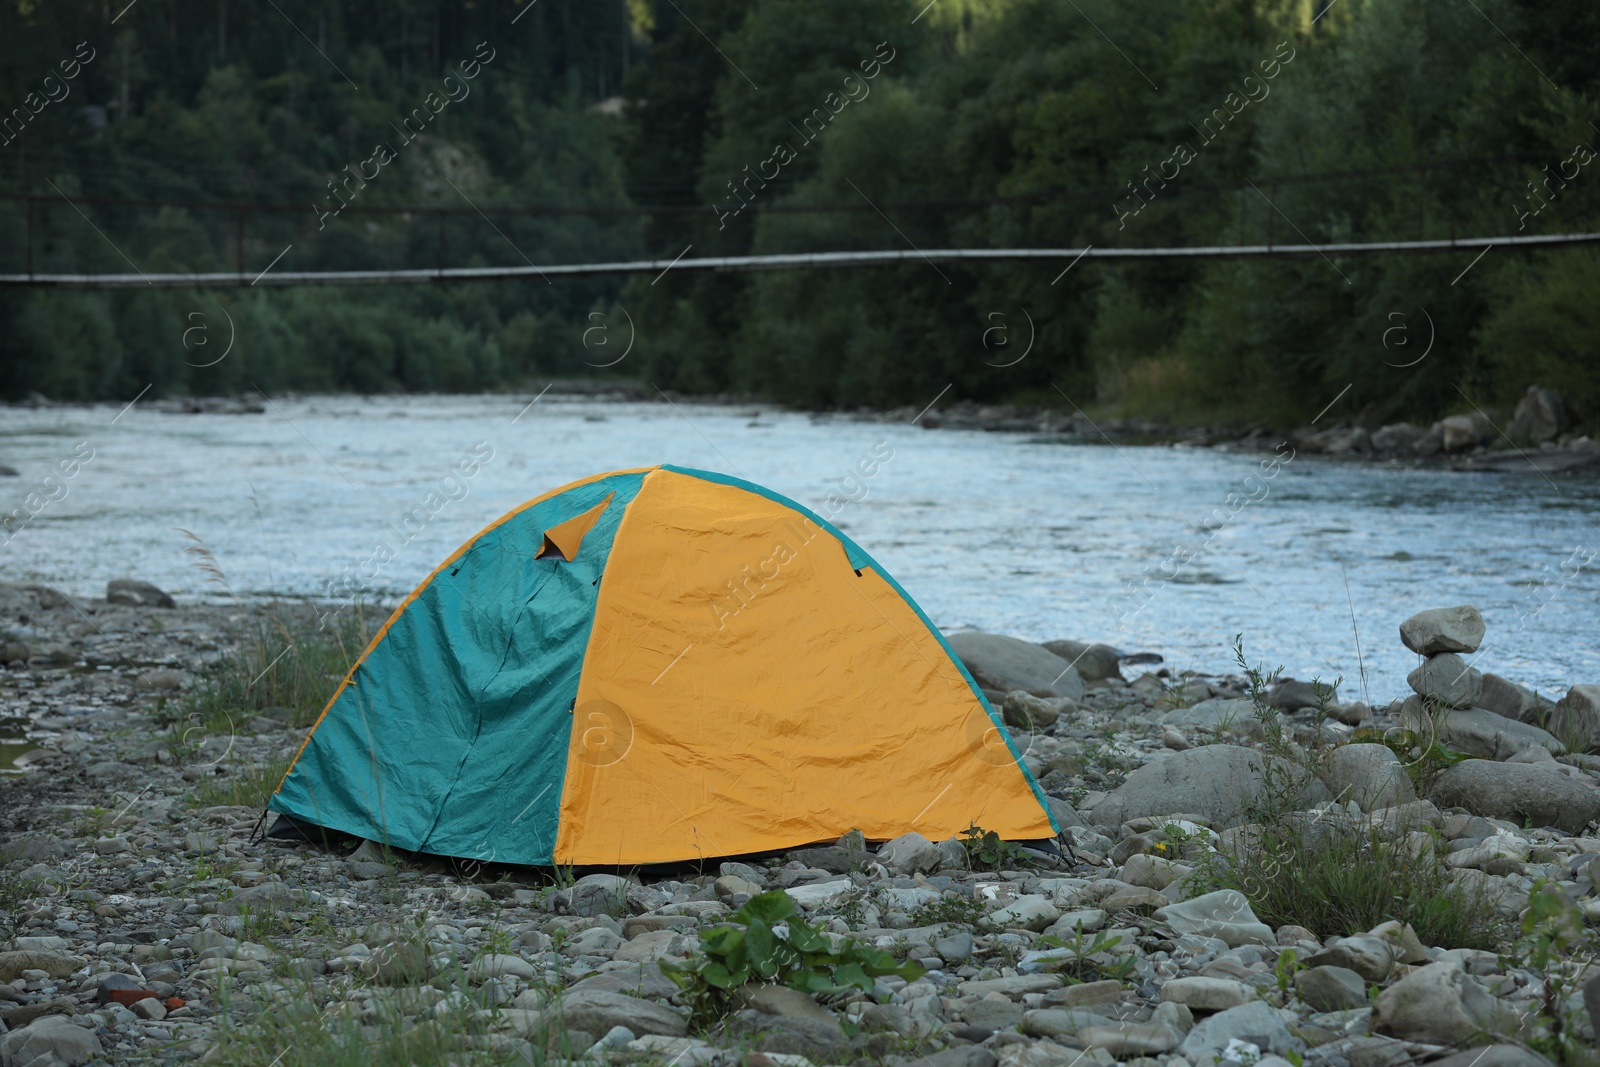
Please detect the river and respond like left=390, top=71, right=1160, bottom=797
left=3, top=393, right=1597, bottom=702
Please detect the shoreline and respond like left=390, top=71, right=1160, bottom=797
left=6, top=383, right=1596, bottom=478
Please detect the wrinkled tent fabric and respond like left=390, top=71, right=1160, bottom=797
left=269, top=465, right=1057, bottom=865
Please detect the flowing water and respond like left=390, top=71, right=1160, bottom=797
left=3, top=393, right=1598, bottom=709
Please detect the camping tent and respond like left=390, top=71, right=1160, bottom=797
left=269, top=465, right=1057, bottom=865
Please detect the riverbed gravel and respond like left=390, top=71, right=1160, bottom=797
left=2, top=581, right=1597, bottom=1067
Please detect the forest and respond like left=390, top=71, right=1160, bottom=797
left=1, top=0, right=1597, bottom=428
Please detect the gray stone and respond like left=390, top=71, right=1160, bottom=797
left=94, top=974, right=146, bottom=1004
left=1371, top=962, right=1520, bottom=1044
left=1161, top=699, right=1261, bottom=738
left=567, top=963, right=680, bottom=1001
left=935, top=836, right=969, bottom=871
left=1002, top=690, right=1061, bottom=729
left=1040, top=640, right=1124, bottom=682
left=470, top=953, right=537, bottom=982
left=1269, top=679, right=1335, bottom=711
left=1304, top=935, right=1395, bottom=983
left=719, top=1010, right=842, bottom=1055
left=130, top=997, right=166, bottom=1021
left=1407, top=653, right=1483, bottom=708
left=786, top=846, right=865, bottom=874
left=1294, top=965, right=1368, bottom=1012
left=1046, top=797, right=1087, bottom=830
left=878, top=832, right=942, bottom=875
left=1479, top=673, right=1542, bottom=723
left=1508, top=385, right=1568, bottom=444
left=559, top=874, right=632, bottom=917
left=562, top=927, right=623, bottom=957
left=1550, top=685, right=1600, bottom=751
left=105, top=578, right=175, bottom=608
left=0, top=834, right=66, bottom=864
left=962, top=998, right=1024, bottom=1031
left=542, top=990, right=687, bottom=1038
left=1021, top=1008, right=1116, bottom=1037
left=1089, top=745, right=1329, bottom=830
left=1399, top=606, right=1486, bottom=655
left=985, top=894, right=1060, bottom=932
left=0, top=1015, right=102, bottom=1067
left=1078, top=1021, right=1180, bottom=1056
left=947, top=632, right=1085, bottom=700
left=1371, top=423, right=1422, bottom=452
left=918, top=1049, right=999, bottom=1067
left=1430, top=760, right=1600, bottom=833
left=783, top=879, right=852, bottom=910
left=1429, top=1047, right=1554, bottom=1067
left=935, top=930, right=973, bottom=962
left=734, top=983, right=835, bottom=1023
left=1319, top=744, right=1414, bottom=811
left=1440, top=413, right=1491, bottom=452
left=346, top=860, right=391, bottom=880
left=1177, top=1001, right=1299, bottom=1063
left=0, top=952, right=79, bottom=981
left=1159, top=976, right=1256, bottom=1011
left=1440, top=708, right=1563, bottom=761
left=1154, top=890, right=1275, bottom=948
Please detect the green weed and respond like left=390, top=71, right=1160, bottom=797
left=661, top=890, right=923, bottom=1030
left=961, top=822, right=1028, bottom=871
left=910, top=894, right=989, bottom=928
left=1033, top=921, right=1137, bottom=984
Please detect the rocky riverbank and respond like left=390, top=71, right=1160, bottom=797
left=898, top=385, right=1600, bottom=476
left=2, top=584, right=1599, bottom=1067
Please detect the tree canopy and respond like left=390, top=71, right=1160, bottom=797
left=2, top=0, right=1595, bottom=426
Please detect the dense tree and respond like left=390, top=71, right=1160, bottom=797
left=1, top=0, right=1595, bottom=431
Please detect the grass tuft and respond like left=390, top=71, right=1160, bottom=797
left=169, top=532, right=375, bottom=742
left=1186, top=638, right=1505, bottom=951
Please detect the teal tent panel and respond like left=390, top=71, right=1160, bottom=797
left=663, top=465, right=1059, bottom=835
left=269, top=471, right=648, bottom=863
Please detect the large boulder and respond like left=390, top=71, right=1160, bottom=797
left=1040, top=640, right=1123, bottom=682
left=1399, top=606, right=1485, bottom=655
left=538, top=990, right=687, bottom=1039
left=1160, top=699, right=1261, bottom=739
left=554, top=874, right=632, bottom=917
left=1429, top=760, right=1600, bottom=833
left=1407, top=653, right=1483, bottom=708
left=0, top=1015, right=102, bottom=1067
left=1479, top=673, right=1542, bottom=722
left=878, top=832, right=941, bottom=875
left=1371, top=962, right=1521, bottom=1044
left=1001, top=691, right=1062, bottom=729
left=1088, top=745, right=1329, bottom=830
left=1507, top=385, right=1568, bottom=444
left=947, top=632, right=1084, bottom=701
left=1318, top=744, right=1414, bottom=811
left=1155, top=890, right=1275, bottom=948
left=1549, top=685, right=1600, bottom=751
left=1177, top=1001, right=1299, bottom=1063
left=1438, top=708, right=1563, bottom=761
left=105, top=578, right=175, bottom=608
left=1268, top=679, right=1335, bottom=711
left=1439, top=413, right=1492, bottom=452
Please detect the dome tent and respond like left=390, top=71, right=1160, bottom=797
left=268, top=465, right=1057, bottom=865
